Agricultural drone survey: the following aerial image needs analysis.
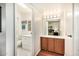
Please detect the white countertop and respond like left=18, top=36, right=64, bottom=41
left=22, top=35, right=32, bottom=37
left=40, top=35, right=65, bottom=39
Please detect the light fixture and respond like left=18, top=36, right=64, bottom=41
left=53, top=15, right=57, bottom=18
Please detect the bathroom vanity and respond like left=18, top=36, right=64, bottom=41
left=40, top=35, right=65, bottom=55
left=22, top=35, right=32, bottom=51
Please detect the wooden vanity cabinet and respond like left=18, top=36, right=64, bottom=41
left=41, top=37, right=64, bottom=54
left=41, top=37, right=48, bottom=50
left=54, top=39, right=64, bottom=54
left=48, top=38, right=55, bottom=52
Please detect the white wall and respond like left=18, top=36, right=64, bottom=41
left=32, top=8, right=43, bottom=55
left=0, top=3, right=6, bottom=56
left=6, top=3, right=15, bottom=56
left=59, top=11, right=65, bottom=36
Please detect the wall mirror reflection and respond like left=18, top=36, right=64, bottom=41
left=43, top=18, right=60, bottom=36
left=48, top=21, right=60, bottom=36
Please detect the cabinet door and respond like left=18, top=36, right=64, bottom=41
left=48, top=38, right=55, bottom=52
left=41, top=37, right=48, bottom=50
left=55, top=39, right=64, bottom=54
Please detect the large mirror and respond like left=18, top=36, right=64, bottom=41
left=47, top=21, right=60, bottom=36
left=43, top=18, right=60, bottom=36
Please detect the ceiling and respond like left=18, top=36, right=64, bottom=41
left=16, top=3, right=32, bottom=14
left=30, top=3, right=72, bottom=18
left=31, top=3, right=65, bottom=16
left=31, top=3, right=63, bottom=10
left=16, top=3, right=72, bottom=17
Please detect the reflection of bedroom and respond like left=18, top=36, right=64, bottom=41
left=48, top=21, right=60, bottom=35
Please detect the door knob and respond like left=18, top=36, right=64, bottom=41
left=67, top=35, right=72, bottom=38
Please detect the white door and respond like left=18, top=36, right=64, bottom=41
left=64, top=4, right=74, bottom=56
left=73, top=3, right=79, bottom=56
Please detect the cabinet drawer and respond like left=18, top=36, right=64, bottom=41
left=22, top=37, right=32, bottom=44
left=22, top=36, right=32, bottom=40
left=22, top=39, right=32, bottom=44
left=41, top=37, right=65, bottom=55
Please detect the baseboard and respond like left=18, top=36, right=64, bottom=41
left=35, top=49, right=41, bottom=56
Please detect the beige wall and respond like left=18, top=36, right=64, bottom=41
left=32, top=8, right=43, bottom=55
